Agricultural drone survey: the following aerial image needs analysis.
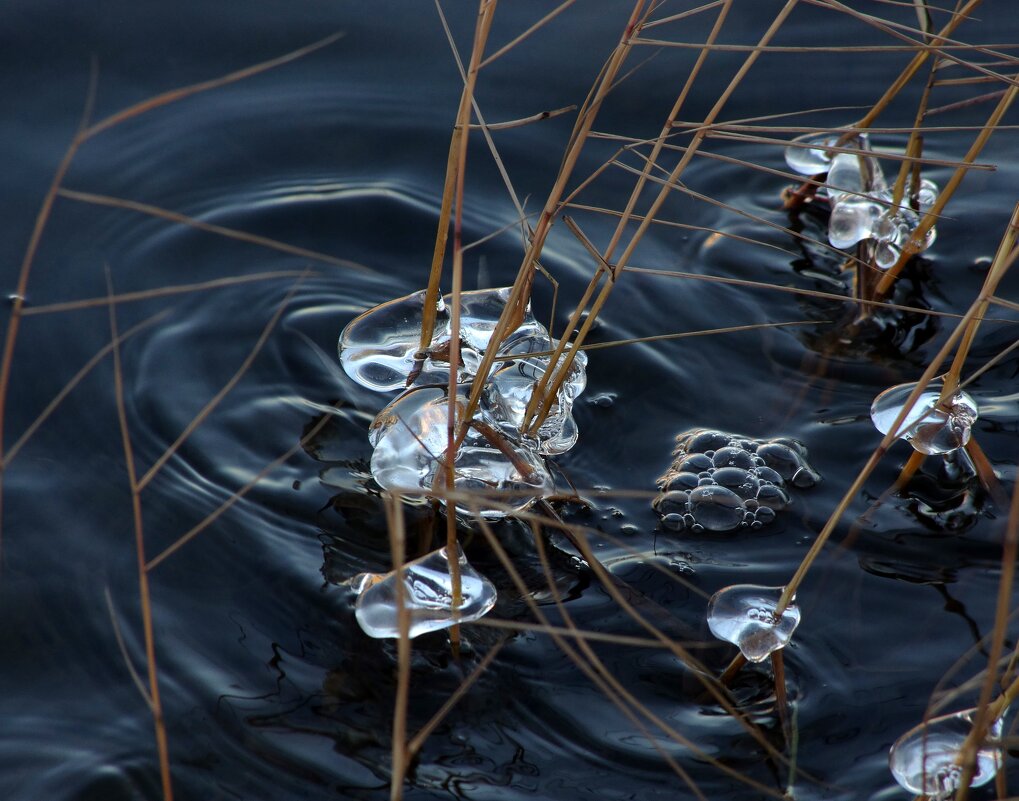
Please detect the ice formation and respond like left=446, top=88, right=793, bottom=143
left=654, top=429, right=819, bottom=533
left=784, top=131, right=939, bottom=267
left=888, top=708, right=1003, bottom=798
left=706, top=584, right=800, bottom=663
left=338, top=287, right=587, bottom=517
left=352, top=545, right=497, bottom=639
left=871, top=379, right=979, bottom=455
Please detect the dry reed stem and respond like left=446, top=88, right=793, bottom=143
left=524, top=0, right=802, bottom=435
left=108, top=270, right=173, bottom=800
left=55, top=189, right=365, bottom=271
left=876, top=79, right=1019, bottom=297
left=384, top=494, right=411, bottom=801
left=472, top=515, right=787, bottom=798
left=145, top=412, right=332, bottom=570
left=3, top=311, right=169, bottom=467
left=453, top=0, right=651, bottom=449
left=952, top=458, right=1019, bottom=799
left=137, top=275, right=307, bottom=492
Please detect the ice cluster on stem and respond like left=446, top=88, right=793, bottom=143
left=706, top=584, right=800, bottom=663
left=338, top=287, right=587, bottom=518
left=871, top=378, right=979, bottom=455
left=785, top=131, right=939, bottom=268
left=888, top=708, right=1003, bottom=799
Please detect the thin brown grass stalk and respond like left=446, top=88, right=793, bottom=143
left=952, top=462, right=1019, bottom=800
left=420, top=0, right=498, bottom=352
left=107, top=270, right=173, bottom=800
left=137, top=274, right=308, bottom=492
left=524, top=0, right=803, bottom=435
left=875, top=81, right=1019, bottom=297
left=384, top=494, right=411, bottom=801
left=3, top=311, right=169, bottom=467
left=55, top=189, right=364, bottom=271
left=453, top=0, right=651, bottom=449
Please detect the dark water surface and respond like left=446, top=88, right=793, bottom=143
left=4, top=2, right=1019, bottom=799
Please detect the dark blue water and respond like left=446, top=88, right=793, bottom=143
left=4, top=2, right=1019, bottom=799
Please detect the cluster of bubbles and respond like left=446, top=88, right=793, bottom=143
left=349, top=545, right=497, bottom=639
left=706, top=584, right=800, bottom=663
left=889, top=708, right=1003, bottom=798
left=785, top=131, right=939, bottom=268
left=339, top=287, right=587, bottom=518
left=871, top=378, right=979, bottom=455
left=653, top=429, right=820, bottom=533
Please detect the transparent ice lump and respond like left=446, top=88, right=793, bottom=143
left=784, top=131, right=939, bottom=267
left=871, top=379, right=979, bottom=455
left=888, top=708, right=1003, bottom=799
left=706, top=584, right=800, bottom=663
left=653, top=429, right=820, bottom=533
left=352, top=545, right=497, bottom=639
left=338, top=287, right=588, bottom=517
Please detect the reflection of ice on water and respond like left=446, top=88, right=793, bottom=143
left=706, top=584, right=800, bottom=662
left=353, top=545, right=497, bottom=639
left=871, top=379, right=979, bottom=455
left=888, top=708, right=1003, bottom=798
left=338, top=287, right=587, bottom=517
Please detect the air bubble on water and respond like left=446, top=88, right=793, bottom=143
left=706, top=584, right=800, bottom=662
left=871, top=379, right=979, bottom=455
left=888, top=708, right=1003, bottom=798
left=655, top=429, right=819, bottom=533
left=354, top=545, right=497, bottom=638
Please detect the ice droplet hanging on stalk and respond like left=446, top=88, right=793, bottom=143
left=870, top=379, right=979, bottom=455
left=353, top=545, right=497, bottom=639
left=706, top=584, right=800, bottom=663
left=888, top=708, right=1003, bottom=798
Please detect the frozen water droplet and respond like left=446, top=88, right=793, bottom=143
left=339, top=290, right=451, bottom=391
left=829, top=196, right=882, bottom=249
left=784, top=132, right=839, bottom=175
left=874, top=240, right=900, bottom=270
left=706, top=584, right=800, bottom=662
left=871, top=379, right=979, bottom=454
left=825, top=152, right=865, bottom=206
left=915, top=178, right=939, bottom=214
left=354, top=545, right=497, bottom=638
left=688, top=485, right=744, bottom=531
left=888, top=708, right=1003, bottom=798
left=370, top=385, right=554, bottom=516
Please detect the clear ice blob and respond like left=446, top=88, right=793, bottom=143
left=339, top=290, right=451, bottom=391
left=915, top=177, right=939, bottom=214
left=784, top=132, right=841, bottom=175
left=369, top=385, right=554, bottom=516
left=888, top=708, right=1003, bottom=799
left=353, top=545, right=497, bottom=638
left=706, top=584, right=800, bottom=663
left=825, top=151, right=884, bottom=206
left=871, top=379, right=979, bottom=455
left=828, top=196, right=883, bottom=249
